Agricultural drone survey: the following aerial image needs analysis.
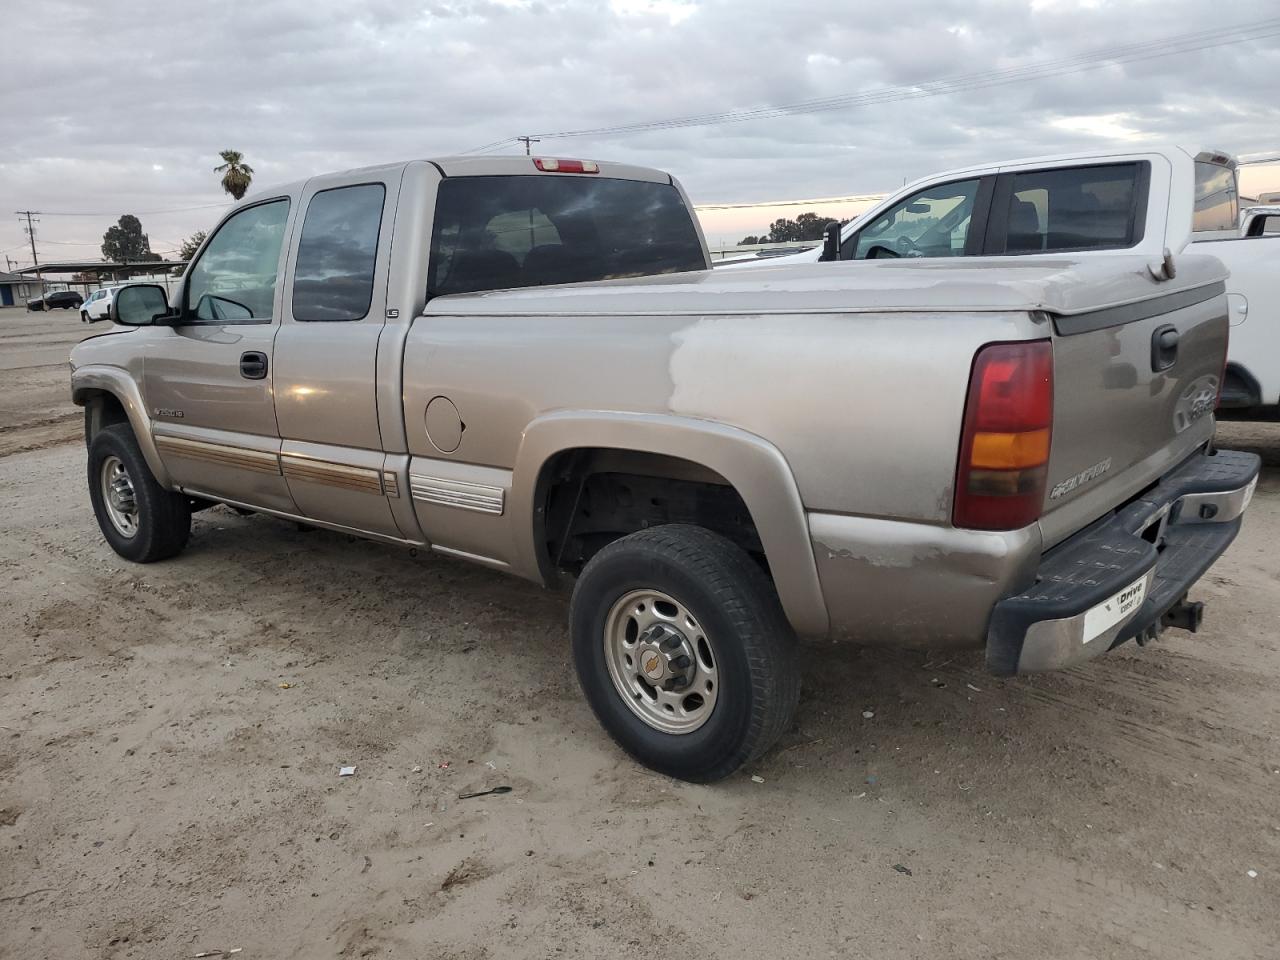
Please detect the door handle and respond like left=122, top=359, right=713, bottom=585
left=1151, top=324, right=1179, bottom=372
left=240, top=351, right=268, bottom=380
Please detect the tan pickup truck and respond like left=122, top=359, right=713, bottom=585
left=71, top=155, right=1259, bottom=781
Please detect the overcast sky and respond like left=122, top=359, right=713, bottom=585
left=2, top=0, right=1279, bottom=260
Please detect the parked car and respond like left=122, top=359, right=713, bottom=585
left=81, top=286, right=125, bottom=323
left=1239, top=205, right=1280, bottom=236
left=734, top=146, right=1280, bottom=411
left=27, top=290, right=84, bottom=311
left=69, top=155, right=1259, bottom=782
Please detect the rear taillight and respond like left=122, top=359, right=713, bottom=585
left=532, top=157, right=599, bottom=174
left=953, top=340, right=1053, bottom=531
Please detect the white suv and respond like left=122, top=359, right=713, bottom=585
left=81, top=286, right=125, bottom=323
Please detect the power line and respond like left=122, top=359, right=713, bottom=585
left=464, top=16, right=1280, bottom=149
left=694, top=193, right=888, bottom=211
left=34, top=201, right=229, bottom=217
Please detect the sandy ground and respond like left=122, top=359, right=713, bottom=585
left=1, top=306, right=1279, bottom=960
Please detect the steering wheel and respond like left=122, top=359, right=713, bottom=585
left=895, top=235, right=921, bottom=256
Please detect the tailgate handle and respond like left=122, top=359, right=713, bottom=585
left=1151, top=325, right=1179, bottom=372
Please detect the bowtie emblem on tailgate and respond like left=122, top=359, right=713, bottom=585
left=1049, top=458, right=1112, bottom=500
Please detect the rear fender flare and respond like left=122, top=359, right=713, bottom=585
left=72, top=365, right=170, bottom=487
left=511, top=411, right=829, bottom=637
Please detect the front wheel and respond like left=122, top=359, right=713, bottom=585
left=87, top=423, right=191, bottom=562
left=570, top=524, right=800, bottom=782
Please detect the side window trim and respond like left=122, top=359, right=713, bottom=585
left=840, top=176, right=992, bottom=260
left=182, top=196, right=292, bottom=325
left=981, top=161, right=1150, bottom=256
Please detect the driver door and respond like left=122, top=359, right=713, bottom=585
left=847, top=177, right=992, bottom=260
left=144, top=196, right=298, bottom=513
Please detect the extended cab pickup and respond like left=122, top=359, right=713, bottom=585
left=754, top=146, right=1280, bottom=412
left=70, top=155, right=1260, bottom=782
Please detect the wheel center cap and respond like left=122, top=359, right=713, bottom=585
left=636, top=623, right=693, bottom=685
left=641, top=651, right=665, bottom=680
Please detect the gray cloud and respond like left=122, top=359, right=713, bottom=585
left=2, top=0, right=1278, bottom=256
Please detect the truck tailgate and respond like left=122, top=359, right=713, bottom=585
left=1039, top=257, right=1229, bottom=548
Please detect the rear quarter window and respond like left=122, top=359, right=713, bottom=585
left=428, top=175, right=705, bottom=297
left=1193, top=162, right=1238, bottom=233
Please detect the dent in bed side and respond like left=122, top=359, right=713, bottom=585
left=72, top=365, right=168, bottom=487
left=509, top=411, right=830, bottom=638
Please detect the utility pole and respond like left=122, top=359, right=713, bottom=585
left=517, top=136, right=540, bottom=156
left=15, top=210, right=42, bottom=298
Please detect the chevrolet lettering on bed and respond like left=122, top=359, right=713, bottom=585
left=67, top=154, right=1260, bottom=782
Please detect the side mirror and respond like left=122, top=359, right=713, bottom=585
left=820, top=220, right=842, bottom=262
left=110, top=285, right=170, bottom=326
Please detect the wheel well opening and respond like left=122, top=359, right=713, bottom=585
left=1220, top=362, right=1262, bottom=410
left=80, top=390, right=129, bottom=444
left=537, top=448, right=765, bottom=580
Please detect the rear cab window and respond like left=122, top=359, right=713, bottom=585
left=427, top=175, right=705, bottom=297
left=993, top=163, right=1146, bottom=254
left=1193, top=161, right=1238, bottom=233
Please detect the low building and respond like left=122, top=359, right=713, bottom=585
left=0, top=272, right=44, bottom=307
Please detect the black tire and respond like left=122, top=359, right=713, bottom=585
left=87, top=423, right=191, bottom=562
left=570, top=524, right=800, bottom=782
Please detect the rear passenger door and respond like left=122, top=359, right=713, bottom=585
left=272, top=172, right=407, bottom=539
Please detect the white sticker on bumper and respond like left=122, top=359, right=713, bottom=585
left=1082, top=575, right=1148, bottom=644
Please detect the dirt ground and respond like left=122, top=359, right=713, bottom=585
left=2, top=305, right=1278, bottom=960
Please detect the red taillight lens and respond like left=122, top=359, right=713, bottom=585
left=532, top=157, right=599, bottom=174
left=954, top=340, right=1054, bottom=531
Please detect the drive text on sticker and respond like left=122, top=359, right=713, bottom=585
left=1081, top=575, right=1148, bottom=644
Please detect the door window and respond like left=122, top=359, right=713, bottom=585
left=291, top=183, right=386, bottom=322
left=852, top=180, right=979, bottom=259
left=996, top=163, right=1142, bottom=254
left=186, top=199, right=290, bottom=322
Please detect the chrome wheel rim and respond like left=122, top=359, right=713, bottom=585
left=603, top=589, right=718, bottom=734
left=100, top=455, right=139, bottom=538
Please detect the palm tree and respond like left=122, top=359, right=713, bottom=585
left=214, top=150, right=254, bottom=200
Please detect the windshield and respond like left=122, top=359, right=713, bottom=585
left=428, top=175, right=705, bottom=297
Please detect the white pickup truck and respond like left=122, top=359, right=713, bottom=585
left=748, top=146, right=1280, bottom=412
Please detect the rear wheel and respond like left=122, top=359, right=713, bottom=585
left=88, top=423, right=191, bottom=562
left=570, top=524, right=800, bottom=782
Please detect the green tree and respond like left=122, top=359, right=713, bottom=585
left=215, top=149, right=254, bottom=200
left=737, top=234, right=762, bottom=245
left=171, top=229, right=208, bottom=275
left=100, top=215, right=161, bottom=263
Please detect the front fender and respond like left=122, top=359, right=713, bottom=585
left=510, top=411, right=829, bottom=637
left=71, top=365, right=169, bottom=487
